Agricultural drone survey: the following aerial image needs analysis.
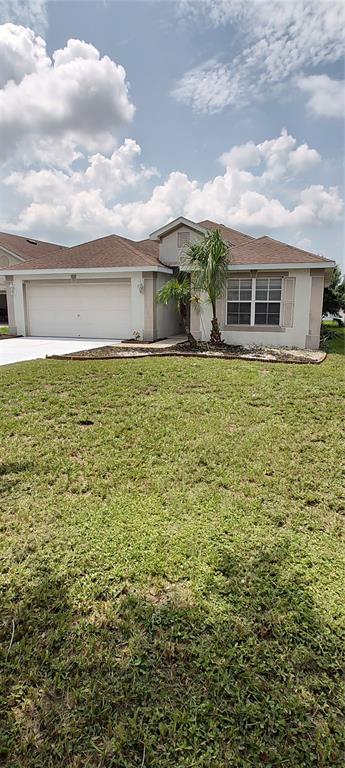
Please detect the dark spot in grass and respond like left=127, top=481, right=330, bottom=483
left=78, top=419, right=94, bottom=427
left=0, top=461, right=32, bottom=476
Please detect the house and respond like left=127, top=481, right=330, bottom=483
left=0, top=217, right=335, bottom=349
left=0, top=232, right=64, bottom=323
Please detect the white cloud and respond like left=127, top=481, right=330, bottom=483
left=220, top=129, right=320, bottom=181
left=0, top=24, right=135, bottom=165
left=175, top=0, right=345, bottom=112
left=298, top=74, right=345, bottom=118
left=5, top=139, right=159, bottom=205
left=0, top=22, right=48, bottom=87
left=2, top=130, right=342, bottom=243
left=172, top=60, right=235, bottom=113
left=0, top=1, right=47, bottom=34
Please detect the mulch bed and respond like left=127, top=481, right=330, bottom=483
left=47, top=340, right=326, bottom=365
left=0, top=334, right=18, bottom=339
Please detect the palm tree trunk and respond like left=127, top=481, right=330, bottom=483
left=181, top=305, right=197, bottom=347
left=210, top=301, right=222, bottom=345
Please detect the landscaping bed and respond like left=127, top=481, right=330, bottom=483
left=48, top=339, right=326, bottom=364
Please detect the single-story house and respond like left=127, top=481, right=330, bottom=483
left=0, top=231, right=64, bottom=323
left=0, top=217, right=335, bottom=349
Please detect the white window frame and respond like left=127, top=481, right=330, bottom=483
left=226, top=276, right=282, bottom=327
left=254, top=277, right=282, bottom=326
left=226, top=277, right=252, bottom=326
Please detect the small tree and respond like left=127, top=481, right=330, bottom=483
left=187, top=228, right=229, bottom=345
left=156, top=274, right=196, bottom=344
left=323, top=265, right=345, bottom=323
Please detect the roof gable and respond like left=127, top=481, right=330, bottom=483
left=149, top=217, right=206, bottom=241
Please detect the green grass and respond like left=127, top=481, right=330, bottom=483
left=0, top=325, right=9, bottom=334
left=0, top=353, right=344, bottom=767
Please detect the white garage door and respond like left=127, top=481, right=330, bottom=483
left=26, top=281, right=131, bottom=339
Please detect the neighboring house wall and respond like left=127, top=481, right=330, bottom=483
left=192, top=269, right=324, bottom=349
left=0, top=248, right=22, bottom=298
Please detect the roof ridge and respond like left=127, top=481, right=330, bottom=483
left=197, top=219, right=255, bottom=239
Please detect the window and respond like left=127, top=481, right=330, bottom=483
left=255, top=278, right=281, bottom=325
left=177, top=230, right=191, bottom=248
left=227, top=278, right=252, bottom=325
left=226, top=277, right=282, bottom=326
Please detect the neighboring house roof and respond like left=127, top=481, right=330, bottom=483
left=7, top=234, right=160, bottom=271
left=0, top=231, right=63, bottom=261
left=197, top=220, right=254, bottom=246
left=229, top=236, right=333, bottom=265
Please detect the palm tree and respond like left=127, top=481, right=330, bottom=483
left=156, top=274, right=196, bottom=345
left=187, top=228, right=229, bottom=345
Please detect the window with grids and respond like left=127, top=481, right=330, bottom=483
left=255, top=278, right=282, bottom=325
left=226, top=278, right=252, bottom=325
left=177, top=231, right=191, bottom=248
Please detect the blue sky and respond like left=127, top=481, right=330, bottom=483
left=0, top=0, right=344, bottom=266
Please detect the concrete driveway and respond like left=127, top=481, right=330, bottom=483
left=0, top=337, right=121, bottom=366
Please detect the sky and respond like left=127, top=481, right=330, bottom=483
left=0, top=0, right=344, bottom=267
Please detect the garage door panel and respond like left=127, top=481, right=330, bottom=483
left=26, top=282, right=132, bottom=339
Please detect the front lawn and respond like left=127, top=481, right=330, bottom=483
left=0, top=354, right=344, bottom=767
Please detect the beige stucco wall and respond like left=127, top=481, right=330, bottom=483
left=191, top=269, right=324, bottom=349
left=156, top=273, right=182, bottom=339
left=143, top=273, right=157, bottom=341
left=159, top=227, right=203, bottom=267
left=305, top=270, right=325, bottom=349
left=143, top=272, right=181, bottom=341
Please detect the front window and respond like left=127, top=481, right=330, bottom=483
left=227, top=278, right=252, bottom=325
left=255, top=278, right=282, bottom=325
left=226, top=277, right=282, bottom=326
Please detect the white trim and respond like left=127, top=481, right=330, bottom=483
left=250, top=278, right=256, bottom=326
left=254, top=276, right=282, bottom=326
left=227, top=261, right=334, bottom=271
left=149, top=216, right=206, bottom=241
left=226, top=276, right=283, bottom=328
left=0, top=265, right=173, bottom=277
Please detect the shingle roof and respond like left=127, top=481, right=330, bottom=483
left=8, top=234, right=160, bottom=271
left=198, top=220, right=254, bottom=246
left=0, top=231, right=64, bottom=261
left=2, top=224, right=333, bottom=272
left=229, top=236, right=333, bottom=265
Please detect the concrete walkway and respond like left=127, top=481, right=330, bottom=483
left=121, top=334, right=187, bottom=349
left=0, top=337, right=121, bottom=366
